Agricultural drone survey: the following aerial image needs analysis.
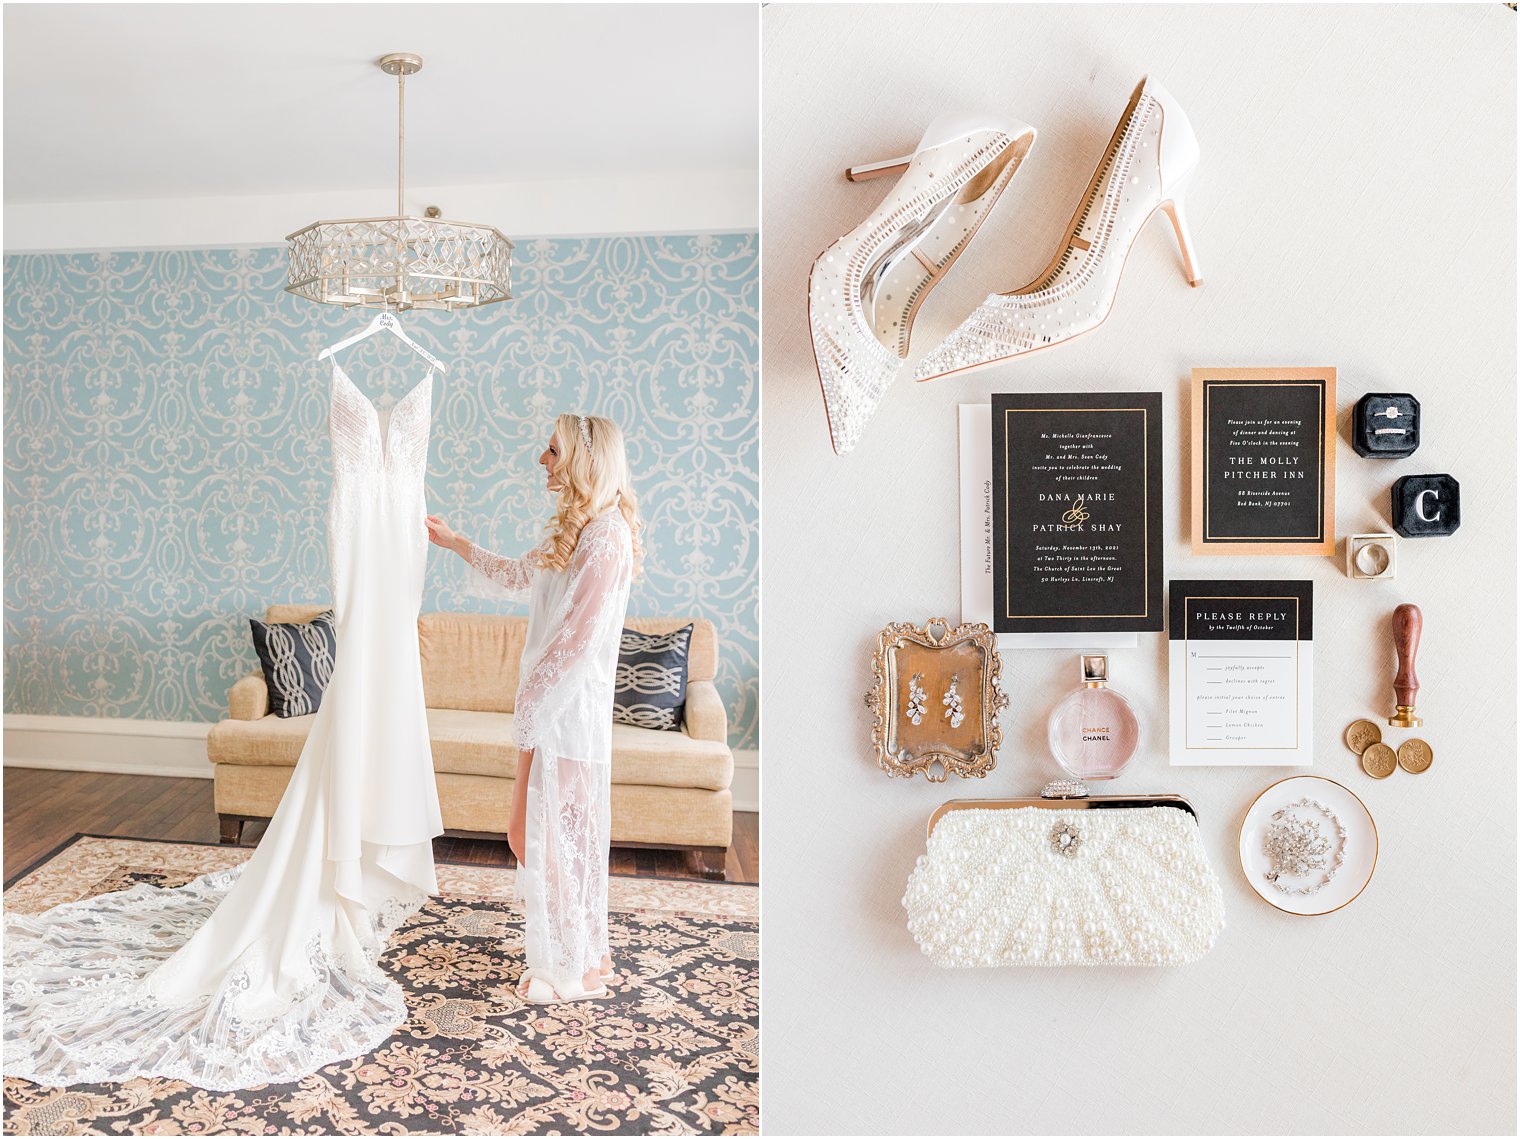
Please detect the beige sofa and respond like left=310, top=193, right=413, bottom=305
left=206, top=605, right=734, bottom=878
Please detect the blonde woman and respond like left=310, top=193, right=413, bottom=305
left=425, top=413, right=639, bottom=1003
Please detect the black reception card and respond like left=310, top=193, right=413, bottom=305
left=1190, top=367, right=1337, bottom=555
left=991, top=392, right=1164, bottom=633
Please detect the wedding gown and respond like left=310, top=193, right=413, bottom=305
left=3, top=354, right=444, bottom=1090
left=462, top=506, right=633, bottom=996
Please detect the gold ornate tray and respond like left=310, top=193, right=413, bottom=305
left=864, top=617, right=1007, bottom=781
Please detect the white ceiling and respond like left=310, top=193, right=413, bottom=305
left=2, top=3, right=759, bottom=205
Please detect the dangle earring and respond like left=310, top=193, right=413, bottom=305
left=907, top=673, right=928, bottom=725
left=943, top=676, right=965, bottom=729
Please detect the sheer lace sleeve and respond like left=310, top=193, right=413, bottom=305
left=514, top=516, right=632, bottom=752
left=460, top=538, right=546, bottom=604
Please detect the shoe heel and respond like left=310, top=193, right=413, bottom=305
left=1159, top=196, right=1203, bottom=287
left=846, top=112, right=1035, bottom=183
left=845, top=154, right=913, bottom=182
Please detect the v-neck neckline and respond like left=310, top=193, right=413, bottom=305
left=331, top=361, right=433, bottom=461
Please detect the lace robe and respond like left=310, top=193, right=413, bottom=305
left=462, top=508, right=633, bottom=992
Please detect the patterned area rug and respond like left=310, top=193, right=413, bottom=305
left=2, top=836, right=758, bottom=1136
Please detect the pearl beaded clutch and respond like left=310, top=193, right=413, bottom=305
left=903, top=791, right=1226, bottom=967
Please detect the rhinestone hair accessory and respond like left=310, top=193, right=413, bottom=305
left=1263, top=797, right=1346, bottom=896
left=577, top=414, right=594, bottom=464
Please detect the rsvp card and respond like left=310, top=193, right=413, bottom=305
left=1168, top=580, right=1314, bottom=766
left=990, top=392, right=1164, bottom=635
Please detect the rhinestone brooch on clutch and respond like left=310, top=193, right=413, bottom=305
left=1050, top=821, right=1082, bottom=858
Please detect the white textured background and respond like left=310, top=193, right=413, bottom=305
left=760, top=4, right=1516, bottom=1135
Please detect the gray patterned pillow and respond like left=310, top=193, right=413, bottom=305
left=249, top=610, right=338, bottom=718
left=612, top=624, right=693, bottom=732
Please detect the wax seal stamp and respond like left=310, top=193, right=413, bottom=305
left=1361, top=742, right=1397, bottom=779
left=1397, top=739, right=1433, bottom=774
left=1389, top=603, right=1424, bottom=727
left=1344, top=720, right=1382, bottom=755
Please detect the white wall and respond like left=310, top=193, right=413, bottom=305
left=3, top=168, right=758, bottom=253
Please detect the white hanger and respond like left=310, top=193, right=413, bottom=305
left=318, top=311, right=448, bottom=372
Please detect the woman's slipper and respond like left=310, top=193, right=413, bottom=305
left=516, top=969, right=611, bottom=1004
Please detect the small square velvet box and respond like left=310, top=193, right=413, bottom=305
left=1353, top=392, right=1420, bottom=458
left=1392, top=473, right=1460, bottom=537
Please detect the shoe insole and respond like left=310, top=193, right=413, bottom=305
left=860, top=131, right=1033, bottom=357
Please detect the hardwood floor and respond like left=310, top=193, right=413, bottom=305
left=3, top=768, right=759, bottom=886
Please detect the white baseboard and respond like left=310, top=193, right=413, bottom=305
left=4, top=714, right=761, bottom=814
left=4, top=714, right=214, bottom=779
left=731, top=747, right=758, bottom=813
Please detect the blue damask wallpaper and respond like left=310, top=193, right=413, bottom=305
left=3, top=236, right=758, bottom=749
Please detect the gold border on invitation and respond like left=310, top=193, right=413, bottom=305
left=1000, top=406, right=1151, bottom=621
left=1189, top=367, right=1337, bottom=556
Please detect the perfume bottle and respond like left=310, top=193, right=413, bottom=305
left=1047, top=654, right=1141, bottom=780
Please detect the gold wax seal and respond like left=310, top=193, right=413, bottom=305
left=1397, top=739, right=1433, bottom=774
left=1344, top=719, right=1382, bottom=755
left=1361, top=742, right=1397, bottom=779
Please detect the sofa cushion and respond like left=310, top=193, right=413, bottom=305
left=613, top=624, right=692, bottom=731
left=418, top=613, right=525, bottom=713
left=608, top=718, right=732, bottom=792
left=209, top=706, right=733, bottom=792
left=627, top=617, right=717, bottom=684
left=261, top=607, right=718, bottom=696
left=249, top=610, right=337, bottom=717
left=425, top=708, right=731, bottom=791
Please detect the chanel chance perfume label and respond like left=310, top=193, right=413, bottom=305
left=1190, top=367, right=1337, bottom=555
left=989, top=392, right=1164, bottom=634
left=1168, top=580, right=1315, bottom=765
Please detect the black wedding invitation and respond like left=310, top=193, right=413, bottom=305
left=990, top=392, right=1164, bottom=633
left=1190, top=367, right=1336, bottom=555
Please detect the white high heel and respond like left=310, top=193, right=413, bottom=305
left=913, top=76, right=1201, bottom=383
left=808, top=113, right=1037, bottom=455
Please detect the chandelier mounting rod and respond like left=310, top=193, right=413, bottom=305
left=378, top=53, right=423, bottom=218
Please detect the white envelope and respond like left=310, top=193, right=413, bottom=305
left=958, top=403, right=1137, bottom=649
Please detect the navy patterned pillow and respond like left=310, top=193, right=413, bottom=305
left=612, top=624, right=693, bottom=732
left=249, top=610, right=338, bottom=718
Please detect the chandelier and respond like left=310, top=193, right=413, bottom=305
left=286, top=53, right=513, bottom=311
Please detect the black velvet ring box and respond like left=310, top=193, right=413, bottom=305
left=1353, top=392, right=1420, bottom=458
left=1392, top=473, right=1460, bottom=537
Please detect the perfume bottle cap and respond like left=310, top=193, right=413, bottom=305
left=1081, top=654, right=1109, bottom=687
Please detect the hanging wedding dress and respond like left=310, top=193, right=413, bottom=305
left=462, top=506, right=633, bottom=997
left=3, top=349, right=445, bottom=1090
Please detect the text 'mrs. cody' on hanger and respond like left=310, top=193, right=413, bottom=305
left=319, top=311, right=448, bottom=372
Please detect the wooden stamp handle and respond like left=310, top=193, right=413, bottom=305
left=1393, top=603, right=1422, bottom=709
